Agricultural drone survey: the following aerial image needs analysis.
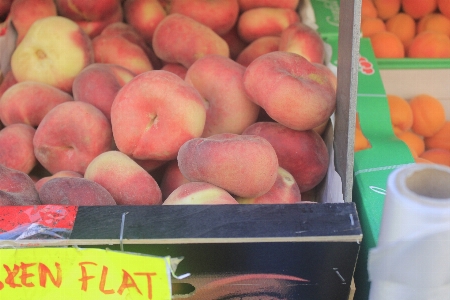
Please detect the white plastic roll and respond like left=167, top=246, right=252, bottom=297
left=368, top=163, right=450, bottom=300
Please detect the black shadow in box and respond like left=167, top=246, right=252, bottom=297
left=72, top=204, right=362, bottom=300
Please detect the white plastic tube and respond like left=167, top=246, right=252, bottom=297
left=368, top=163, right=450, bottom=300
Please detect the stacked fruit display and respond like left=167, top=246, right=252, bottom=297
left=0, top=0, right=337, bottom=206
left=355, top=92, right=450, bottom=168
left=361, top=0, right=450, bottom=58
left=388, top=93, right=450, bottom=166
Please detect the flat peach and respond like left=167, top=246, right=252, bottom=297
left=33, top=101, right=113, bottom=175
left=243, top=51, right=336, bottom=131
left=123, top=0, right=167, bottom=44
left=55, top=0, right=123, bottom=38
left=152, top=13, right=230, bottom=68
left=92, top=34, right=154, bottom=75
left=185, top=54, right=260, bottom=137
left=279, top=22, right=325, bottom=64
left=0, top=81, right=73, bottom=127
left=35, top=170, right=83, bottom=192
left=0, top=123, right=36, bottom=174
left=236, top=36, right=280, bottom=67
left=243, top=122, right=329, bottom=192
left=238, top=0, right=300, bottom=11
left=0, top=164, right=41, bottom=206
left=177, top=133, right=279, bottom=198
left=11, top=16, right=94, bottom=93
left=84, top=150, right=162, bottom=205
left=161, top=63, right=188, bottom=79
left=237, top=7, right=300, bottom=43
left=159, top=160, right=190, bottom=200
left=111, top=70, right=206, bottom=161
left=169, top=0, right=239, bottom=35
left=236, top=167, right=301, bottom=204
left=72, top=63, right=136, bottom=121
left=220, top=25, right=249, bottom=60
left=9, top=0, right=57, bottom=44
left=0, top=71, right=18, bottom=99
left=163, top=182, right=238, bottom=205
left=39, top=177, right=117, bottom=206
left=100, top=21, right=163, bottom=70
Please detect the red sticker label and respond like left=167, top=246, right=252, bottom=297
left=358, top=56, right=375, bottom=75
left=0, top=205, right=78, bottom=240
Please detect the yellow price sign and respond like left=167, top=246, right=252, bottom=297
left=0, top=247, right=172, bottom=300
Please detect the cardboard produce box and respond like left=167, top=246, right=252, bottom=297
left=0, top=1, right=363, bottom=299
left=353, top=38, right=450, bottom=300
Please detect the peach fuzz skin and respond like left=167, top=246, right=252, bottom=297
left=55, top=0, right=123, bottom=38
left=278, top=22, right=325, bottom=64
left=168, top=0, right=239, bottom=35
left=0, top=164, right=41, bottom=206
left=72, top=63, right=136, bottom=121
left=9, top=0, right=57, bottom=45
left=161, top=63, right=188, bottom=79
left=33, top=101, right=113, bottom=175
left=111, top=70, right=206, bottom=161
left=236, top=167, right=301, bottom=204
left=35, top=170, right=83, bottom=192
left=123, top=0, right=167, bottom=44
left=238, top=0, right=300, bottom=11
left=243, top=122, right=329, bottom=192
left=0, top=81, right=73, bottom=127
left=185, top=54, right=260, bottom=137
left=243, top=51, right=336, bottom=131
left=236, top=36, right=281, bottom=67
left=152, top=13, right=230, bottom=68
left=0, top=71, right=18, bottom=100
left=237, top=7, right=300, bottom=43
left=163, top=182, right=238, bottom=205
left=0, top=123, right=36, bottom=174
left=177, top=133, right=279, bottom=198
left=100, top=22, right=163, bottom=70
left=92, top=34, right=154, bottom=75
left=84, top=151, right=162, bottom=206
left=160, top=160, right=190, bottom=200
left=11, top=16, right=94, bottom=94
left=39, top=177, right=117, bottom=206
left=220, top=25, right=249, bottom=60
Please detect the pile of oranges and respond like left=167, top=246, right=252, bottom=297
left=361, top=0, right=450, bottom=58
left=355, top=94, right=450, bottom=168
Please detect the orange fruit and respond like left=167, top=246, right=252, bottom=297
left=396, top=130, right=425, bottom=157
left=402, top=0, right=438, bottom=20
left=438, top=0, right=450, bottom=19
left=424, top=121, right=450, bottom=151
left=386, top=13, right=416, bottom=49
left=409, top=94, right=446, bottom=137
left=370, top=31, right=405, bottom=58
left=361, top=0, right=378, bottom=19
left=373, top=0, right=401, bottom=20
left=417, top=13, right=450, bottom=37
left=361, top=17, right=387, bottom=37
left=419, top=148, right=450, bottom=167
left=407, top=30, right=450, bottom=58
left=386, top=94, right=414, bottom=133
